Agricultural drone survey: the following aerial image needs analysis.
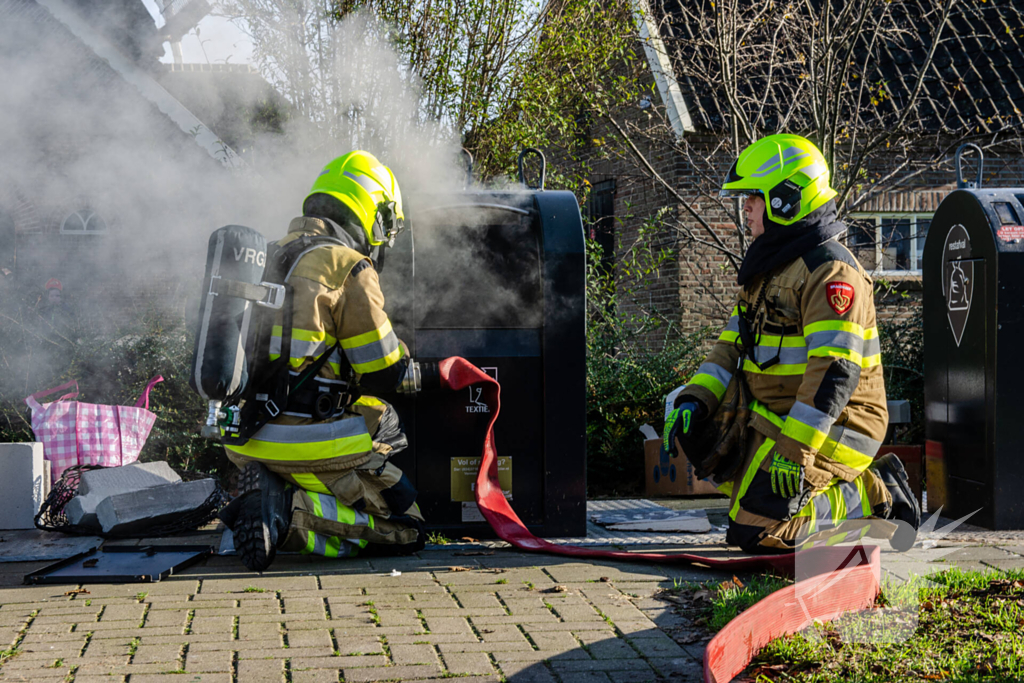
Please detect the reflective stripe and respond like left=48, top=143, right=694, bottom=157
left=303, top=530, right=316, bottom=554
left=805, top=329, right=865, bottom=355
left=820, top=425, right=881, bottom=471
left=803, top=320, right=878, bottom=339
left=251, top=417, right=369, bottom=444
left=751, top=401, right=785, bottom=429
left=754, top=334, right=807, bottom=349
left=270, top=326, right=343, bottom=369
left=730, top=438, right=775, bottom=521
left=344, top=171, right=384, bottom=195
left=781, top=417, right=829, bottom=451
left=354, top=510, right=370, bottom=527
left=812, top=493, right=832, bottom=532
left=750, top=344, right=807, bottom=366
left=313, top=492, right=337, bottom=522
left=345, top=329, right=400, bottom=365
left=781, top=417, right=878, bottom=472
left=742, top=359, right=807, bottom=376
left=354, top=396, right=384, bottom=407
left=324, top=536, right=343, bottom=558
left=807, top=346, right=881, bottom=368
left=723, top=308, right=740, bottom=334
left=687, top=362, right=733, bottom=399
left=719, top=330, right=740, bottom=343
left=826, top=486, right=846, bottom=526
left=228, top=417, right=373, bottom=462
left=341, top=320, right=404, bottom=373
left=842, top=480, right=865, bottom=520
left=787, top=401, right=836, bottom=435
left=270, top=336, right=327, bottom=360
left=859, top=474, right=871, bottom=518
left=293, top=473, right=331, bottom=494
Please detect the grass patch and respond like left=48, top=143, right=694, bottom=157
left=135, top=592, right=148, bottom=602
left=747, top=567, right=1024, bottom=682
left=243, top=586, right=267, bottom=593
left=0, top=648, right=20, bottom=665
left=495, top=578, right=508, bottom=585
left=427, top=532, right=451, bottom=546
left=663, top=573, right=792, bottom=633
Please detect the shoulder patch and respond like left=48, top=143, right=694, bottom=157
left=826, top=281, right=855, bottom=315
left=801, top=240, right=859, bottom=273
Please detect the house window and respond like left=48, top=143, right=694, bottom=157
left=846, top=213, right=932, bottom=274
left=584, top=179, right=616, bottom=273
left=60, top=210, right=108, bottom=235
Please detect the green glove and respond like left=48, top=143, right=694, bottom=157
left=769, top=452, right=803, bottom=498
left=662, top=401, right=702, bottom=458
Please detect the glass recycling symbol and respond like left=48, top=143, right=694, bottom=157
left=942, top=224, right=973, bottom=347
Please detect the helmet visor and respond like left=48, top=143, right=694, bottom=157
left=720, top=188, right=763, bottom=201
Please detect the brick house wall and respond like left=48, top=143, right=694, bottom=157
left=567, top=0, right=1024, bottom=351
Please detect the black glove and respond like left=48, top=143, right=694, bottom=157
left=661, top=400, right=705, bottom=460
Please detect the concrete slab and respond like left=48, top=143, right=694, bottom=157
left=96, top=479, right=216, bottom=535
left=0, top=529, right=101, bottom=563
left=0, top=442, right=50, bottom=530
left=67, top=461, right=181, bottom=528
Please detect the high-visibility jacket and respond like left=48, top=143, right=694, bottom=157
left=225, top=217, right=413, bottom=516
left=683, top=239, right=888, bottom=487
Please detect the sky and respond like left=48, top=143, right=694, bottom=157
left=138, top=0, right=255, bottom=66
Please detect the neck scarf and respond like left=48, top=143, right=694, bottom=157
left=736, top=200, right=846, bottom=287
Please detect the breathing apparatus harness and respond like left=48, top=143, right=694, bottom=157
left=213, top=233, right=364, bottom=446
left=735, top=274, right=789, bottom=372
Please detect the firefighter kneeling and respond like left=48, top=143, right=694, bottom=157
left=666, top=134, right=921, bottom=554
left=218, top=151, right=431, bottom=571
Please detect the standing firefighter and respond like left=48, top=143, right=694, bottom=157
left=218, top=151, right=437, bottom=571
left=665, top=134, right=921, bottom=553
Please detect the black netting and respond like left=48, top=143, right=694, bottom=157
left=34, top=464, right=229, bottom=538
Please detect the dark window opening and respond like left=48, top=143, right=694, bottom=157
left=584, top=179, right=616, bottom=275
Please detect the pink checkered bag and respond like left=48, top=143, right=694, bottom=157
left=25, top=376, right=164, bottom=479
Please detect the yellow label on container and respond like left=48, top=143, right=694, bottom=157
left=451, top=457, right=512, bottom=502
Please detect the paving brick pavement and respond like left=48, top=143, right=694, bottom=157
left=2, top=524, right=1024, bottom=682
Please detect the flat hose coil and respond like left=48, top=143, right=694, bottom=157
left=439, top=356, right=883, bottom=683
left=34, top=464, right=229, bottom=539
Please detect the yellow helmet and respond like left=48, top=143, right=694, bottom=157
left=719, top=134, right=837, bottom=225
left=305, top=151, right=405, bottom=246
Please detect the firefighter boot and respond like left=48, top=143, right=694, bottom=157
left=871, top=453, right=921, bottom=552
left=233, top=462, right=294, bottom=572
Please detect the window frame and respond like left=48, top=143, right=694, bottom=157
left=60, top=210, right=109, bottom=235
left=846, top=212, right=933, bottom=275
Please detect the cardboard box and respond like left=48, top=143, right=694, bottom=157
left=644, top=439, right=724, bottom=497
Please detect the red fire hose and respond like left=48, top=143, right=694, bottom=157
left=439, top=357, right=881, bottom=683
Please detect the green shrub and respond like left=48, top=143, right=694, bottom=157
left=584, top=211, right=713, bottom=496
left=876, top=300, right=924, bottom=443
left=0, top=289, right=227, bottom=480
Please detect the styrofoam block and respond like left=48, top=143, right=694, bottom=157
left=96, top=479, right=217, bottom=535
left=0, top=443, right=50, bottom=530
left=68, top=462, right=181, bottom=528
